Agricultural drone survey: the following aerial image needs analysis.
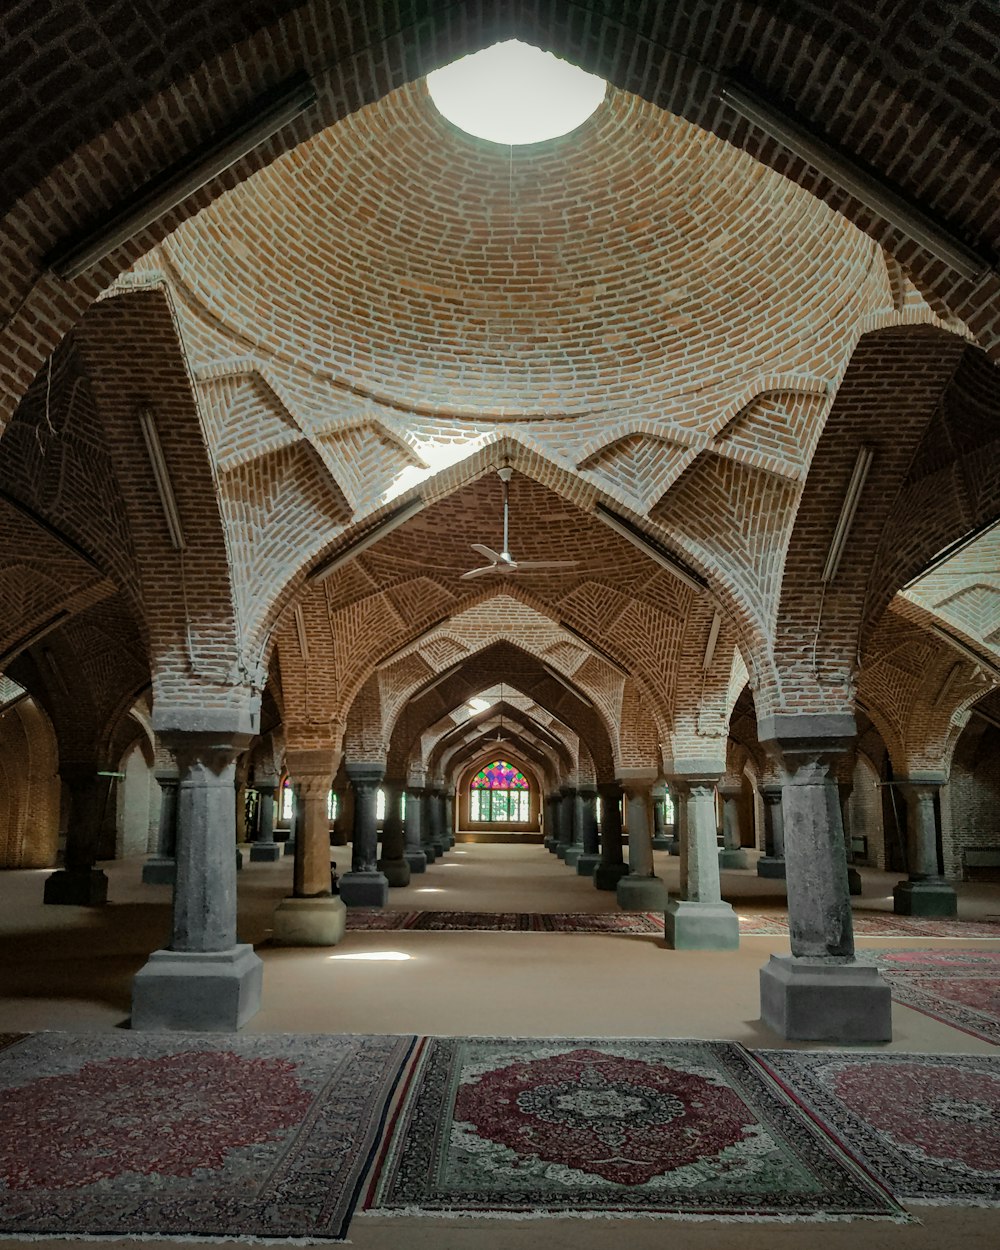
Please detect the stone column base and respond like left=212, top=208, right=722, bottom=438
left=555, top=844, right=569, bottom=860
left=405, top=849, right=428, bottom=873
left=718, top=848, right=750, bottom=870
left=893, top=878, right=958, bottom=918
left=651, top=836, right=671, bottom=850
left=339, top=870, right=389, bottom=908
left=378, top=856, right=412, bottom=887
left=665, top=899, right=739, bottom=950
left=576, top=853, right=601, bottom=877
left=431, top=840, right=448, bottom=857
left=250, top=842, right=283, bottom=863
left=759, top=954, right=892, bottom=1042
left=756, top=856, right=786, bottom=879
left=594, top=862, right=629, bottom=890
left=43, top=868, right=108, bottom=906
left=236, top=849, right=244, bottom=871
left=564, top=846, right=583, bottom=868
left=616, top=874, right=669, bottom=910
left=666, top=838, right=680, bottom=855
left=283, top=837, right=296, bottom=856
left=422, top=844, right=438, bottom=864
left=131, top=944, right=263, bottom=1031
left=141, top=856, right=176, bottom=886
left=543, top=836, right=558, bottom=853
left=272, top=895, right=346, bottom=946
left=847, top=867, right=863, bottom=896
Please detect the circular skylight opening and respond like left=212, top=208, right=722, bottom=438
left=427, top=40, right=606, bottom=145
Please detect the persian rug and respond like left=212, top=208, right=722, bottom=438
left=364, top=1036, right=906, bottom=1221
left=854, top=949, right=1000, bottom=1044
left=345, top=910, right=664, bottom=934
left=0, top=1031, right=415, bottom=1241
left=737, top=912, right=1000, bottom=938
left=755, top=1050, right=1000, bottom=1205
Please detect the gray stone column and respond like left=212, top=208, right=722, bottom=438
left=718, top=782, right=750, bottom=869
left=757, top=714, right=891, bottom=1042
left=757, top=783, right=787, bottom=878
left=132, top=728, right=262, bottom=1030
left=893, top=775, right=957, bottom=917
left=594, top=782, right=628, bottom=890
left=418, top=787, right=437, bottom=863
left=838, top=780, right=863, bottom=895
left=273, top=758, right=346, bottom=945
left=543, top=792, right=560, bottom=852
left=564, top=788, right=586, bottom=868
left=44, top=766, right=111, bottom=905
left=427, top=786, right=448, bottom=856
left=666, top=773, right=739, bottom=948
left=651, top=785, right=670, bottom=849
left=377, top=780, right=411, bottom=887
left=403, top=786, right=427, bottom=872
left=665, top=785, right=680, bottom=854
left=553, top=786, right=570, bottom=858
left=142, top=768, right=179, bottom=884
left=575, top=786, right=601, bottom=876
left=444, top=790, right=456, bottom=847
left=249, top=776, right=282, bottom=862
left=616, top=773, right=668, bottom=909
left=339, top=763, right=389, bottom=907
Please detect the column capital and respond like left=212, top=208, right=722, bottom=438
left=161, top=730, right=255, bottom=775
left=346, top=761, right=385, bottom=788
left=761, top=782, right=783, bottom=803
left=717, top=781, right=743, bottom=800
left=898, top=771, right=948, bottom=791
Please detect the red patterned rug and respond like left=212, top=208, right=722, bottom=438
left=755, top=1050, right=1000, bottom=1205
left=737, top=913, right=1000, bottom=938
left=345, top=910, right=664, bottom=933
left=0, top=1031, right=414, bottom=1240
left=364, top=1036, right=906, bottom=1221
left=854, top=949, right=1000, bottom=1043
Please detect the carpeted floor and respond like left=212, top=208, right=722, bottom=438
left=855, top=950, right=1000, bottom=1044
left=755, top=1050, right=1000, bottom=1207
left=366, top=1036, right=907, bottom=1222
left=0, top=1031, right=414, bottom=1241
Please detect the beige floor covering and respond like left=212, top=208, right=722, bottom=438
left=1, top=841, right=998, bottom=1249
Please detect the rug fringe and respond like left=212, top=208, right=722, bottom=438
left=359, top=1206, right=917, bottom=1225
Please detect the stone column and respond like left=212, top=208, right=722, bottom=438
left=444, top=790, right=456, bottom=847
left=594, top=782, right=628, bottom=890
left=377, top=779, right=411, bottom=886
left=564, top=788, right=586, bottom=868
left=893, top=775, right=957, bottom=917
left=651, top=785, right=670, bottom=849
left=249, top=776, right=282, bottom=862
left=44, top=766, right=111, bottom=905
left=427, top=786, right=448, bottom=857
left=555, top=786, right=574, bottom=859
left=838, top=780, right=863, bottom=895
left=666, top=772, right=739, bottom=949
left=665, top=785, right=680, bottom=854
left=142, top=768, right=179, bottom=884
left=273, top=756, right=346, bottom=945
left=339, top=763, right=389, bottom=907
left=757, top=714, right=891, bottom=1042
left=756, top=783, right=787, bottom=878
left=403, top=785, right=428, bottom=873
left=417, top=787, right=437, bottom=863
left=132, top=726, right=262, bottom=1030
left=543, top=792, right=560, bottom=852
left=575, top=786, right=601, bottom=876
left=718, top=782, right=750, bottom=869
left=616, top=772, right=668, bottom=909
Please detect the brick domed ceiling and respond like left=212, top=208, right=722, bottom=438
left=159, top=79, right=874, bottom=420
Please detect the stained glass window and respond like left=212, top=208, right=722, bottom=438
left=470, top=760, right=529, bottom=821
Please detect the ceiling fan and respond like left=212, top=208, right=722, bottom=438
left=461, top=467, right=580, bottom=580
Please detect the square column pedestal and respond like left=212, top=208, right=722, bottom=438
left=339, top=870, right=389, bottom=908
left=760, top=955, right=891, bottom=1042
left=132, top=945, right=263, bottom=1031
left=272, top=895, right=346, bottom=945
left=665, top=900, right=739, bottom=950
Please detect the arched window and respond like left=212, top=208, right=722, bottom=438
left=470, top=760, right=529, bottom=822
left=280, top=778, right=294, bottom=822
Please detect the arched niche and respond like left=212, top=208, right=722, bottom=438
left=457, top=753, right=542, bottom=841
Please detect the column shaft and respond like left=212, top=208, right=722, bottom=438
left=404, top=786, right=428, bottom=872
left=616, top=778, right=668, bottom=909
left=378, top=780, right=411, bottom=886
left=665, top=775, right=739, bottom=950
left=339, top=765, right=389, bottom=907
left=142, top=770, right=179, bottom=884
left=893, top=778, right=957, bottom=917
left=757, top=783, right=787, bottom=878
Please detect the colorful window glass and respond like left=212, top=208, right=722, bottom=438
left=470, top=761, right=529, bottom=822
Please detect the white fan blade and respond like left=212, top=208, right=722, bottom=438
left=506, top=560, right=580, bottom=570
left=460, top=565, right=496, bottom=580
left=471, top=544, right=504, bottom=563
